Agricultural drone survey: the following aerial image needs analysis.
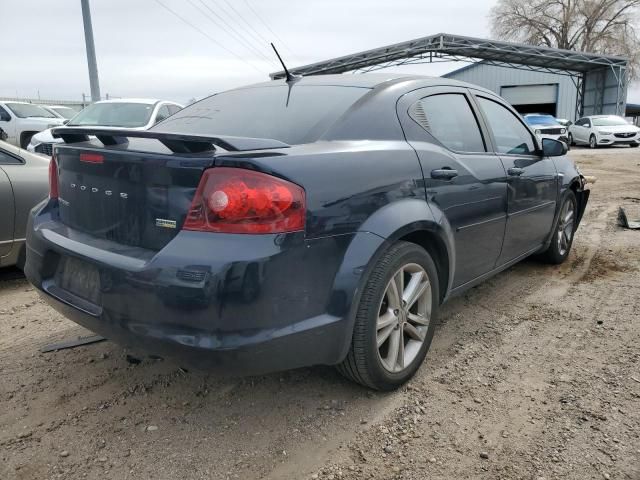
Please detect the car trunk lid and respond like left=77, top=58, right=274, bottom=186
left=52, top=128, right=289, bottom=251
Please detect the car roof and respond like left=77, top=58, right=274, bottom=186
left=242, top=73, right=481, bottom=90
left=47, top=105, right=74, bottom=109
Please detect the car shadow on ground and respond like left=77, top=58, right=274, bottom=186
left=0, top=266, right=25, bottom=282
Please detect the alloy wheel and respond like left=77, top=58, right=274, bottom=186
left=557, top=199, right=575, bottom=256
left=376, top=263, right=432, bottom=373
left=589, top=135, right=596, bottom=149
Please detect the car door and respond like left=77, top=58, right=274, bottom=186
left=0, top=147, right=16, bottom=257
left=574, top=118, right=590, bottom=143
left=397, top=87, right=508, bottom=288
left=473, top=94, right=557, bottom=264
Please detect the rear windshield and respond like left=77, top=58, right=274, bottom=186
left=6, top=102, right=57, bottom=119
left=152, top=85, right=369, bottom=145
left=67, top=102, right=155, bottom=127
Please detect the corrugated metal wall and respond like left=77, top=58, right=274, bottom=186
left=444, top=63, right=578, bottom=120
left=582, top=68, right=627, bottom=116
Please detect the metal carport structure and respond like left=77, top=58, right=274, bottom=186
left=270, top=33, right=629, bottom=118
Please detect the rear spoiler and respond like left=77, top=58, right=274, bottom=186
left=50, top=127, right=290, bottom=153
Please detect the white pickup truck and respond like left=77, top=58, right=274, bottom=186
left=0, top=101, right=65, bottom=148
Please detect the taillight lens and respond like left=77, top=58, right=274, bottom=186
left=184, top=167, right=305, bottom=234
left=49, top=154, right=59, bottom=199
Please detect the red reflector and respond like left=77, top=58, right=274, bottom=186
left=184, top=168, right=306, bottom=234
left=80, top=153, right=104, bottom=164
left=49, top=155, right=59, bottom=199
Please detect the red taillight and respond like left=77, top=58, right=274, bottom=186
left=49, top=155, right=59, bottom=199
left=184, top=168, right=305, bottom=234
left=79, top=153, right=104, bottom=164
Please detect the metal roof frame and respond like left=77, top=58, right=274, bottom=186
left=270, top=33, right=628, bottom=79
left=269, top=33, right=629, bottom=118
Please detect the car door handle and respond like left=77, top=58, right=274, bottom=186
left=508, top=167, right=525, bottom=176
left=431, top=168, right=458, bottom=180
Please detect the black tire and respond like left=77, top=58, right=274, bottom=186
left=568, top=133, right=575, bottom=146
left=336, top=241, right=440, bottom=390
left=589, top=134, right=598, bottom=149
left=539, top=191, right=578, bottom=264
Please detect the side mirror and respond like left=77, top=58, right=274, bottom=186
left=542, top=138, right=568, bottom=157
left=0, top=111, right=10, bottom=122
left=0, top=128, right=7, bottom=141
left=63, top=119, right=69, bottom=125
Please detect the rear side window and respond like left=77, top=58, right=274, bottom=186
left=167, top=104, right=181, bottom=115
left=409, top=93, right=485, bottom=152
left=477, top=97, right=536, bottom=155
left=152, top=85, right=369, bottom=145
left=154, top=105, right=171, bottom=124
left=0, top=149, right=23, bottom=165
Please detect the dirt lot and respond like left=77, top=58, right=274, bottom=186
left=1, top=147, right=639, bottom=480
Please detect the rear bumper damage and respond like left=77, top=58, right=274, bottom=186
left=24, top=200, right=369, bottom=375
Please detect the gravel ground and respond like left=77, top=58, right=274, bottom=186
left=1, top=147, right=639, bottom=480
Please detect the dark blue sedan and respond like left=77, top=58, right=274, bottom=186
left=24, top=74, right=589, bottom=390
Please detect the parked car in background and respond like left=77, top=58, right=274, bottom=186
left=523, top=114, right=569, bottom=147
left=0, top=101, right=65, bottom=149
left=43, top=105, right=78, bottom=120
left=28, top=99, right=183, bottom=157
left=25, top=74, right=589, bottom=390
left=569, top=115, right=640, bottom=148
left=0, top=132, right=49, bottom=268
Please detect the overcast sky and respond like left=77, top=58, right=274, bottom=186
left=2, top=0, right=638, bottom=104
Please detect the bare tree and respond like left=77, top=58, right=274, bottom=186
left=489, top=0, right=640, bottom=78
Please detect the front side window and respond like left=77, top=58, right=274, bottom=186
left=5, top=103, right=57, bottom=119
left=477, top=97, right=536, bottom=155
left=409, top=93, right=485, bottom=152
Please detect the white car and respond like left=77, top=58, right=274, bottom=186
left=522, top=114, right=569, bottom=146
left=43, top=105, right=78, bottom=120
left=0, top=101, right=65, bottom=149
left=28, top=99, right=183, bottom=156
left=569, top=115, right=640, bottom=149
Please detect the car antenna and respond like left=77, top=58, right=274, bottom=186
left=271, top=43, right=300, bottom=84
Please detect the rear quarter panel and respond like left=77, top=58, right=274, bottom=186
left=6, top=150, right=50, bottom=241
left=214, top=140, right=429, bottom=238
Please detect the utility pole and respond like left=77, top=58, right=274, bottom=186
left=80, top=0, right=101, bottom=102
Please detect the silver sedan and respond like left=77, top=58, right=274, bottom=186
left=0, top=132, right=49, bottom=268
